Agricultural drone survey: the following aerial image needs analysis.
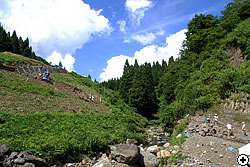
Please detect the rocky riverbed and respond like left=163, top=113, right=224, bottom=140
left=180, top=114, right=249, bottom=167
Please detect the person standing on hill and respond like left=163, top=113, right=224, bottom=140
left=242, top=122, right=247, bottom=136
left=226, top=123, right=233, bottom=136
left=214, top=114, right=218, bottom=125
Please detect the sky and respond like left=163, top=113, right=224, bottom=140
left=0, top=0, right=233, bottom=81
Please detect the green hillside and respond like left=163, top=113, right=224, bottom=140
left=0, top=52, right=147, bottom=161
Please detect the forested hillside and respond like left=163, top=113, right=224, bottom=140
left=101, top=0, right=250, bottom=132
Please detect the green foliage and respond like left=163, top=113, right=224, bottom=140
left=0, top=72, right=64, bottom=97
left=169, top=120, right=189, bottom=146
left=224, top=18, right=250, bottom=55
left=233, top=114, right=250, bottom=122
left=184, top=14, right=219, bottom=53
left=220, top=0, right=250, bottom=33
left=155, top=101, right=186, bottom=133
left=0, top=52, right=39, bottom=64
left=233, top=61, right=250, bottom=93
left=53, top=72, right=97, bottom=89
left=230, top=94, right=240, bottom=102
left=0, top=111, right=147, bottom=160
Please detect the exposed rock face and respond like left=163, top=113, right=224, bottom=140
left=110, top=144, right=139, bottom=165
left=222, top=92, right=250, bottom=114
left=0, top=144, right=49, bottom=167
left=138, top=150, right=159, bottom=167
left=226, top=47, right=247, bottom=68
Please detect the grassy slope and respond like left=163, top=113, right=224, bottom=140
left=0, top=52, right=40, bottom=64
left=0, top=52, right=147, bottom=161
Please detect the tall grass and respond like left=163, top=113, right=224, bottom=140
left=0, top=111, right=147, bottom=161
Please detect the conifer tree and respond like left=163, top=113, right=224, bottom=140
left=119, top=59, right=133, bottom=103
left=129, top=63, right=157, bottom=117
left=0, top=24, right=6, bottom=52
left=11, top=30, right=19, bottom=54
left=21, top=38, right=31, bottom=58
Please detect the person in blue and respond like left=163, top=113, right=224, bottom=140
left=206, top=117, right=210, bottom=123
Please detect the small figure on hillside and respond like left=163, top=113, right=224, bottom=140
left=206, top=117, right=210, bottom=123
left=242, top=122, right=248, bottom=136
left=226, top=123, right=233, bottom=136
left=214, top=114, right=218, bottom=125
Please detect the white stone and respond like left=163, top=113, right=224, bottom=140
left=146, top=145, right=161, bottom=154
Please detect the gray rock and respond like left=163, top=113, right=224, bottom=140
left=110, top=144, right=139, bottom=164
left=138, top=150, right=159, bottom=167
left=0, top=144, right=11, bottom=156
left=126, top=138, right=138, bottom=145
left=13, top=157, right=25, bottom=164
left=240, top=102, right=245, bottom=109
left=22, top=162, right=36, bottom=167
left=19, top=151, right=49, bottom=167
left=146, top=145, right=161, bottom=154
left=9, top=152, right=19, bottom=160
left=92, top=160, right=112, bottom=167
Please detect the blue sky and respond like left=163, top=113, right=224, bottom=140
left=0, top=0, right=233, bottom=81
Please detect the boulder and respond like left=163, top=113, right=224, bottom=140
left=110, top=144, right=139, bottom=164
left=138, top=150, right=159, bottom=167
left=18, top=151, right=49, bottom=167
left=92, top=160, right=112, bottom=167
left=157, top=150, right=171, bottom=159
left=0, top=144, right=11, bottom=157
left=146, top=145, right=161, bottom=154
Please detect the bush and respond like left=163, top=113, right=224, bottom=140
left=169, top=119, right=189, bottom=146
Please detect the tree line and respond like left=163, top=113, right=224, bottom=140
left=0, top=24, right=49, bottom=65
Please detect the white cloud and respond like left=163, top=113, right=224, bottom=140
left=117, top=20, right=126, bottom=33
left=125, top=30, right=165, bottom=45
left=131, top=32, right=156, bottom=45
left=0, top=0, right=111, bottom=71
left=46, top=51, right=75, bottom=72
left=125, top=0, right=153, bottom=26
left=100, top=55, right=134, bottom=81
left=100, top=29, right=187, bottom=81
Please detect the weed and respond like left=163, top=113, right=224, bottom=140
left=233, top=114, right=250, bottom=122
